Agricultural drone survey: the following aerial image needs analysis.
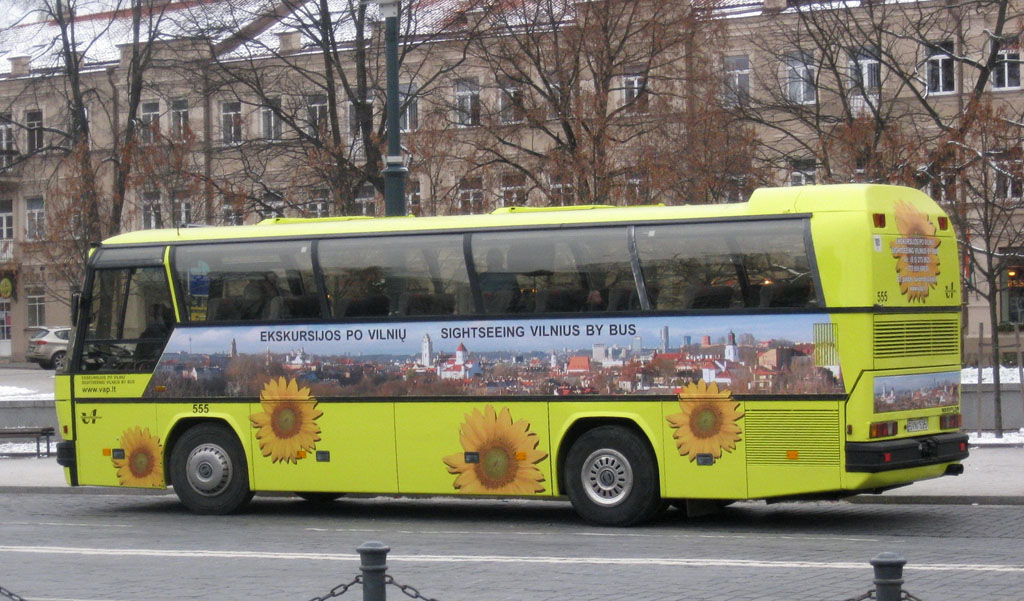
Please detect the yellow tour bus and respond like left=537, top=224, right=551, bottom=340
left=54, top=183, right=968, bottom=525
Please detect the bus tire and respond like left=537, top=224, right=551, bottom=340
left=564, top=425, right=660, bottom=526
left=170, top=423, right=253, bottom=515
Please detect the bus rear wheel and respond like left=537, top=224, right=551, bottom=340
left=564, top=425, right=660, bottom=526
left=170, top=423, right=253, bottom=515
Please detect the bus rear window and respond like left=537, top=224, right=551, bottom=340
left=175, top=241, right=320, bottom=322
left=635, top=219, right=818, bottom=310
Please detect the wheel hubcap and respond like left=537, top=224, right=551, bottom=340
left=581, top=448, right=633, bottom=507
left=185, top=443, right=232, bottom=496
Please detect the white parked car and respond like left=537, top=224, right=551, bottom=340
left=26, top=326, right=71, bottom=370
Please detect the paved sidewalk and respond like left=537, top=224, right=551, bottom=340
left=1, top=445, right=1021, bottom=503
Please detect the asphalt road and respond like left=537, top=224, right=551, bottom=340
left=1, top=492, right=1022, bottom=601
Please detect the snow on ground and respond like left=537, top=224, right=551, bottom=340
left=0, top=386, right=54, bottom=401
left=961, top=367, right=1023, bottom=384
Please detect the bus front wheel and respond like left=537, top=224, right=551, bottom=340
left=170, top=423, right=253, bottom=515
left=564, top=425, right=660, bottom=526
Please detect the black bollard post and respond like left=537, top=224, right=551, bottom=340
left=871, top=552, right=907, bottom=601
left=358, top=541, right=391, bottom=601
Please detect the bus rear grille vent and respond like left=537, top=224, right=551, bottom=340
left=744, top=409, right=840, bottom=466
left=873, top=319, right=960, bottom=358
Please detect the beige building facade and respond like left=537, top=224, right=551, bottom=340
left=0, top=0, right=1022, bottom=363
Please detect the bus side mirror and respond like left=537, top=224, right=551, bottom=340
left=71, top=292, right=81, bottom=327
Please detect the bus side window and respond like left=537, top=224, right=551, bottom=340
left=472, top=227, right=632, bottom=314
left=635, top=220, right=818, bottom=311
left=319, top=234, right=470, bottom=318
left=174, top=241, right=320, bottom=322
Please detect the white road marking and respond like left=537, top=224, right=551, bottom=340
left=1, top=545, right=1021, bottom=572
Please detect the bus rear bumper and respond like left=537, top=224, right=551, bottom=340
left=845, top=432, right=969, bottom=473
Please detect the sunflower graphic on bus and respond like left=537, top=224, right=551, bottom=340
left=443, top=405, right=549, bottom=494
left=667, top=380, right=744, bottom=461
left=250, top=377, right=323, bottom=464
left=890, top=200, right=941, bottom=302
left=113, top=426, right=165, bottom=487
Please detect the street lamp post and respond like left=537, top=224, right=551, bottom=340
left=378, top=0, right=406, bottom=216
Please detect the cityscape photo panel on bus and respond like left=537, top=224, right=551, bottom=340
left=143, top=314, right=844, bottom=398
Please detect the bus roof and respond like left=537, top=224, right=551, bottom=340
left=100, top=184, right=938, bottom=246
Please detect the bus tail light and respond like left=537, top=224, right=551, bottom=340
left=940, top=413, right=962, bottom=430
left=873, top=213, right=886, bottom=228
left=938, top=216, right=949, bottom=230
left=869, top=421, right=898, bottom=438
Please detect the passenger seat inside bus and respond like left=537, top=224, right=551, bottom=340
left=680, top=285, right=735, bottom=309
left=759, top=280, right=812, bottom=308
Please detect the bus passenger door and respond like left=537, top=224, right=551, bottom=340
left=72, top=256, right=174, bottom=489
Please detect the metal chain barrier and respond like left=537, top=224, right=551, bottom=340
left=4, top=547, right=928, bottom=601
left=385, top=574, right=441, bottom=601
left=304, top=575, right=362, bottom=601
left=0, top=585, right=28, bottom=601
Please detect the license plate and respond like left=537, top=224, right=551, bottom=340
left=906, top=417, right=929, bottom=432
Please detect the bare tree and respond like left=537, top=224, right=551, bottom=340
left=453, top=0, right=745, bottom=208
left=171, top=0, right=482, bottom=218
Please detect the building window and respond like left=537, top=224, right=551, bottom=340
left=307, top=94, right=328, bottom=137
left=356, top=182, right=376, bottom=216
left=173, top=191, right=193, bottom=226
left=0, top=113, right=15, bottom=168
left=786, top=51, right=816, bottom=104
left=258, top=191, right=285, bottom=219
left=142, top=191, right=162, bottom=229
left=455, top=78, right=481, bottom=127
left=26, top=109, right=43, bottom=153
left=927, top=41, right=956, bottom=94
left=624, top=171, right=645, bottom=204
left=849, top=46, right=881, bottom=96
left=171, top=99, right=190, bottom=139
left=221, top=101, right=243, bottom=145
left=723, top=55, right=750, bottom=107
left=996, top=165, right=1024, bottom=200
left=221, top=201, right=245, bottom=226
left=500, top=172, right=527, bottom=206
left=139, top=100, right=159, bottom=144
left=622, top=71, right=648, bottom=111
left=1005, top=263, right=1024, bottom=323
left=927, top=173, right=957, bottom=205
left=25, top=196, right=44, bottom=240
left=400, top=83, right=419, bottom=132
left=0, top=200, right=12, bottom=262
left=791, top=159, right=816, bottom=186
left=994, top=41, right=1021, bottom=90
left=348, top=93, right=373, bottom=157
left=262, top=98, right=282, bottom=140
left=407, top=179, right=421, bottom=213
left=498, top=78, right=526, bottom=124
left=26, top=287, right=45, bottom=327
left=549, top=173, right=574, bottom=206
left=309, top=189, right=331, bottom=218
left=458, top=176, right=484, bottom=214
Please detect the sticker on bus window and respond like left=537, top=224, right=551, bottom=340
left=890, top=200, right=940, bottom=302
left=873, top=371, right=959, bottom=413
left=142, top=314, right=846, bottom=399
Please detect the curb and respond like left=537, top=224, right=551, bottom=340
left=849, top=495, right=1024, bottom=505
